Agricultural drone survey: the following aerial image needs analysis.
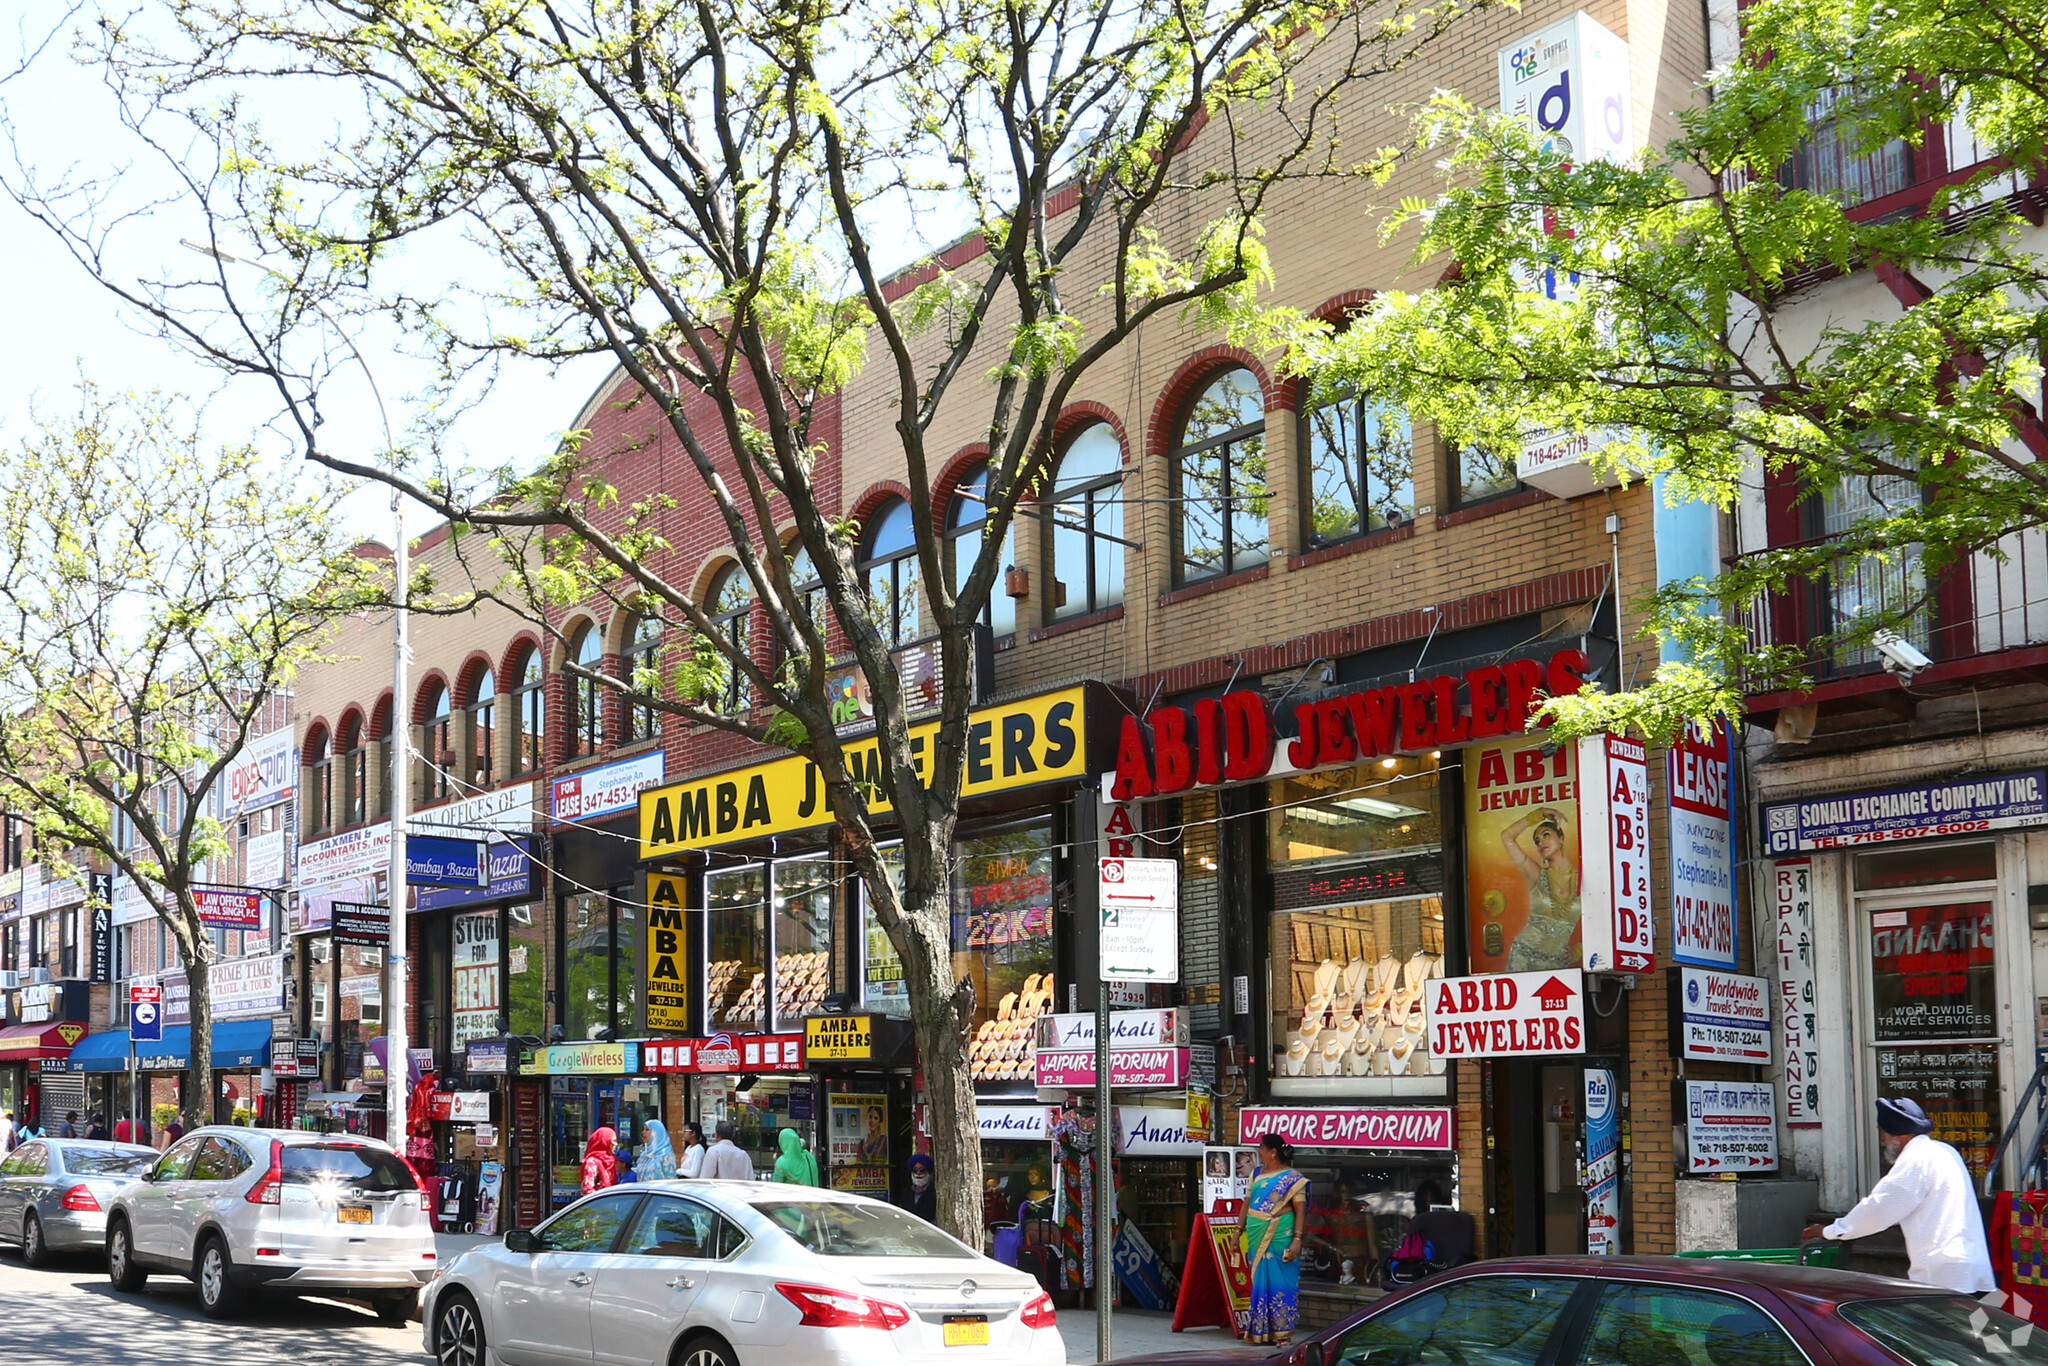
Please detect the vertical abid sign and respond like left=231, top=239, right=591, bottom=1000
left=1578, top=733, right=1653, bottom=973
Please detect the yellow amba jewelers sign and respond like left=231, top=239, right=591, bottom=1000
left=638, top=685, right=1094, bottom=858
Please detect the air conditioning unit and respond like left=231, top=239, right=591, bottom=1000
left=0, top=970, right=20, bottom=990
left=29, top=967, right=51, bottom=985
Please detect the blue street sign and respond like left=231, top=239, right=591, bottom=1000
left=406, top=835, right=490, bottom=888
left=130, top=1000, right=162, bottom=1043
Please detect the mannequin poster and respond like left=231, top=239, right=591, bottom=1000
left=1465, top=734, right=1582, bottom=973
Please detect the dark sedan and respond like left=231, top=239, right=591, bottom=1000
left=1117, top=1256, right=2039, bottom=1366
left=0, top=1137, right=159, bottom=1266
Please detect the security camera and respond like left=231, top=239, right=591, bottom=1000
left=1874, top=630, right=1932, bottom=678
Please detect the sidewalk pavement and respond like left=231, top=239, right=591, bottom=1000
left=434, top=1233, right=1253, bottom=1364
left=1057, top=1309, right=1251, bottom=1363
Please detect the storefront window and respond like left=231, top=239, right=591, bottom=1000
left=337, top=943, right=385, bottom=1085
left=1269, top=897, right=1446, bottom=1095
left=954, top=824, right=1055, bottom=1087
left=563, top=892, right=611, bottom=1041
left=1268, top=757, right=1441, bottom=869
left=1861, top=843, right=2002, bottom=1180
left=1293, top=1153, right=1456, bottom=1288
left=506, top=902, right=546, bottom=1039
left=721, top=1075, right=817, bottom=1180
left=616, top=895, right=640, bottom=1034
left=708, top=866, right=766, bottom=1030
left=862, top=847, right=910, bottom=1018
left=774, top=855, right=833, bottom=1028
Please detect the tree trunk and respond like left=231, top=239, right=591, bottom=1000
left=179, top=915, right=215, bottom=1129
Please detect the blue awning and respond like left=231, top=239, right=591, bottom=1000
left=65, top=1020, right=274, bottom=1072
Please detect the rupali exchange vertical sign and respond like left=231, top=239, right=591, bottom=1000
left=1772, top=860, right=1820, bottom=1127
left=646, top=874, right=691, bottom=1032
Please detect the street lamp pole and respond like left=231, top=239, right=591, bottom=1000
left=180, top=239, right=410, bottom=1143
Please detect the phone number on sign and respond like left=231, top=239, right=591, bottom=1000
left=1813, top=820, right=1991, bottom=847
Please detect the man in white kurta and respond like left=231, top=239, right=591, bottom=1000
left=1807, top=1098, right=1996, bottom=1293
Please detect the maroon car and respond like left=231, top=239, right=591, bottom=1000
left=1115, top=1256, right=2038, bottom=1366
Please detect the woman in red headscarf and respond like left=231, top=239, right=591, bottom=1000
left=581, top=1127, right=619, bottom=1194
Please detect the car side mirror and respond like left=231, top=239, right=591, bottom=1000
left=1303, top=1342, right=1326, bottom=1366
left=505, top=1228, right=541, bottom=1254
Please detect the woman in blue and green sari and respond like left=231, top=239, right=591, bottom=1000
left=1241, top=1134, right=1309, bottom=1345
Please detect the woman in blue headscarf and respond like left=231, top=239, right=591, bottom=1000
left=634, top=1117, right=679, bottom=1182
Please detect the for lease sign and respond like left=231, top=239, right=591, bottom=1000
left=1424, top=969, right=1586, bottom=1058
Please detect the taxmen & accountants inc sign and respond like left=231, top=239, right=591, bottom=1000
left=640, top=685, right=1102, bottom=857
left=1424, top=968, right=1586, bottom=1058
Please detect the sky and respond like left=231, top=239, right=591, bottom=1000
left=0, top=4, right=616, bottom=543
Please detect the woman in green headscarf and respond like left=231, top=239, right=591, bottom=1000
left=773, top=1126, right=821, bottom=1186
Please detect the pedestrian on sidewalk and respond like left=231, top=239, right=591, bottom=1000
left=698, top=1121, right=754, bottom=1181
left=634, top=1119, right=678, bottom=1182
left=580, top=1127, right=619, bottom=1195
left=678, top=1122, right=706, bottom=1178
left=772, top=1126, right=820, bottom=1186
left=1802, top=1098, right=1996, bottom=1293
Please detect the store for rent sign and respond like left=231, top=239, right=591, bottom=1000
left=1668, top=721, right=1735, bottom=968
left=1424, top=969, right=1585, bottom=1058
left=452, top=911, right=501, bottom=1049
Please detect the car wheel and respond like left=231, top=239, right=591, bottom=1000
left=434, top=1291, right=486, bottom=1366
left=195, top=1235, right=247, bottom=1319
left=675, top=1331, right=741, bottom=1366
left=20, top=1211, right=47, bottom=1268
left=374, top=1289, right=418, bottom=1326
left=106, top=1220, right=147, bottom=1292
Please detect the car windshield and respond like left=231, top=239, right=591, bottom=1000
left=1840, top=1295, right=2048, bottom=1365
left=282, top=1144, right=417, bottom=1193
left=752, top=1200, right=976, bottom=1258
left=61, top=1148, right=156, bottom=1177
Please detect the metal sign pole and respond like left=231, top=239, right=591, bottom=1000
left=1095, top=980, right=1112, bottom=1363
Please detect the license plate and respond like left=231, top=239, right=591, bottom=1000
left=943, top=1317, right=989, bottom=1347
left=338, top=1205, right=373, bottom=1224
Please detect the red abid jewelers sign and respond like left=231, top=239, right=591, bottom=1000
left=1236, top=1106, right=1455, bottom=1151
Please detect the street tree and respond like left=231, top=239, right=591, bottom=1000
left=1305, top=0, right=2048, bottom=742
left=13, top=0, right=1501, bottom=1237
left=0, top=380, right=357, bottom=1122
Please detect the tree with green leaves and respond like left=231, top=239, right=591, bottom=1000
left=0, top=380, right=357, bottom=1121
left=11, top=0, right=1504, bottom=1237
left=8, top=0, right=1515, bottom=1236
left=1304, top=0, right=2048, bottom=742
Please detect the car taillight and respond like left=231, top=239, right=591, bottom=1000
left=60, top=1185, right=101, bottom=1212
left=245, top=1140, right=285, bottom=1205
left=775, top=1282, right=913, bottom=1330
left=1021, top=1291, right=1056, bottom=1329
left=400, top=1154, right=433, bottom=1195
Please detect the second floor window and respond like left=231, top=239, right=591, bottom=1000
left=1304, top=388, right=1414, bottom=543
left=623, top=615, right=663, bottom=743
left=567, top=625, right=603, bottom=758
left=1817, top=472, right=1927, bottom=669
left=860, top=499, right=922, bottom=646
left=708, top=565, right=755, bottom=714
left=1781, top=86, right=1914, bottom=207
left=339, top=715, right=367, bottom=826
left=946, top=465, right=1016, bottom=636
left=307, top=727, right=333, bottom=833
left=1044, top=425, right=1125, bottom=621
left=420, top=681, right=453, bottom=804
left=1456, top=442, right=1519, bottom=506
left=467, top=667, right=496, bottom=788
left=509, top=647, right=544, bottom=776
left=1175, top=368, right=1268, bottom=582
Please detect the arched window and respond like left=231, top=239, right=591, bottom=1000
left=708, top=565, right=755, bottom=714
left=565, top=625, right=603, bottom=758
left=338, top=713, right=368, bottom=827
left=1042, top=426, right=1125, bottom=621
left=622, top=614, right=663, bottom=743
left=944, top=464, right=1016, bottom=637
left=786, top=546, right=828, bottom=645
left=1303, top=386, right=1414, bottom=544
left=859, top=499, right=921, bottom=647
left=508, top=646, right=544, bottom=776
left=306, top=725, right=333, bottom=834
left=467, top=667, right=496, bottom=788
left=1174, top=368, right=1269, bottom=582
left=370, top=696, right=394, bottom=817
left=419, top=681, right=453, bottom=805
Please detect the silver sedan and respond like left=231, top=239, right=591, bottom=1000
left=0, top=1137, right=159, bottom=1265
left=423, top=1180, right=1064, bottom=1366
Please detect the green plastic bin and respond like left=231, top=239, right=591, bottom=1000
left=1674, top=1244, right=1844, bottom=1268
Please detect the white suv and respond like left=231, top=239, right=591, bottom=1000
left=104, top=1125, right=437, bottom=1321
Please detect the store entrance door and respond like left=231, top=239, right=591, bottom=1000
left=1494, top=1058, right=1615, bottom=1256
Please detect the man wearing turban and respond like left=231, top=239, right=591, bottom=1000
left=1803, top=1098, right=1995, bottom=1292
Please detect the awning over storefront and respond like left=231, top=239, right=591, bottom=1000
left=64, top=1020, right=274, bottom=1072
left=0, top=1022, right=89, bottom=1061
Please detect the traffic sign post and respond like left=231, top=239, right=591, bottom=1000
left=128, top=983, right=161, bottom=1139
left=1099, top=857, right=1179, bottom=983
